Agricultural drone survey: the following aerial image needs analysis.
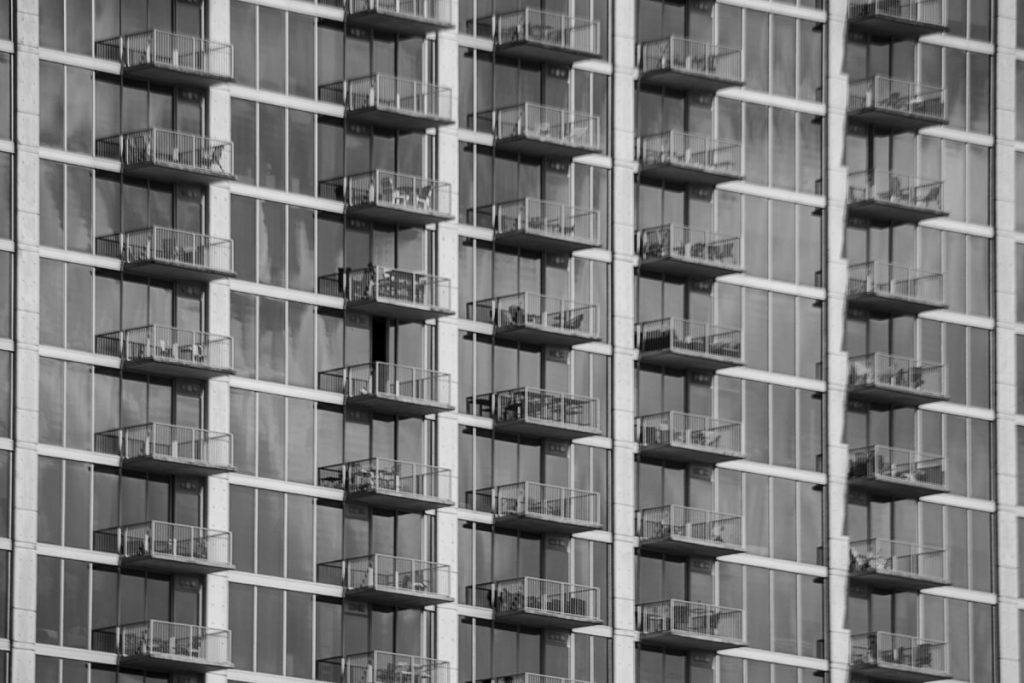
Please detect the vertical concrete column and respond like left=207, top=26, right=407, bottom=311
left=610, top=2, right=637, bottom=681
left=10, top=2, right=40, bottom=682
left=433, top=14, right=462, bottom=678
left=823, top=3, right=851, bottom=683
left=992, top=0, right=1020, bottom=681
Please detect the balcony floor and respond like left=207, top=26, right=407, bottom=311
left=344, top=489, right=453, bottom=513
left=344, top=394, right=453, bottom=418
left=639, top=69, right=742, bottom=93
left=847, top=384, right=946, bottom=408
left=638, top=162, right=741, bottom=187
left=851, top=660, right=948, bottom=683
left=122, top=260, right=234, bottom=283
left=848, top=107, right=947, bottom=133
left=847, top=291, right=946, bottom=316
left=346, top=298, right=453, bottom=323
left=848, top=15, right=946, bottom=40
left=346, top=107, right=454, bottom=132
left=495, top=325, right=599, bottom=348
left=638, top=441, right=744, bottom=467
left=638, top=348, right=742, bottom=372
left=847, top=198, right=947, bottom=224
left=848, top=475, right=947, bottom=500
left=120, top=162, right=234, bottom=186
left=493, top=513, right=602, bottom=535
left=493, top=608, right=601, bottom=630
left=121, top=553, right=234, bottom=576
left=346, top=203, right=452, bottom=227
left=639, top=630, right=745, bottom=652
left=345, top=11, right=453, bottom=35
left=494, top=230, right=596, bottom=254
left=494, top=136, right=596, bottom=159
left=124, top=358, right=234, bottom=380
left=849, top=569, right=949, bottom=593
left=638, top=256, right=742, bottom=280
left=493, top=418, right=601, bottom=441
left=639, top=536, right=744, bottom=559
left=123, top=63, right=233, bottom=88
left=119, top=652, right=233, bottom=674
left=494, top=42, right=596, bottom=65
left=345, top=585, right=452, bottom=608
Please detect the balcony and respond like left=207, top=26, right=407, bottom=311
left=488, top=387, right=601, bottom=440
left=344, top=0, right=454, bottom=34
left=96, top=325, right=233, bottom=379
left=473, top=293, right=599, bottom=347
left=319, top=362, right=453, bottom=417
left=327, top=553, right=452, bottom=608
left=320, top=170, right=453, bottom=226
left=848, top=445, right=947, bottom=499
left=637, top=132, right=741, bottom=186
left=492, top=9, right=600, bottom=64
left=316, top=651, right=450, bottom=683
left=490, top=675, right=590, bottom=683
left=636, top=318, right=742, bottom=371
left=97, top=227, right=233, bottom=281
left=332, top=265, right=453, bottom=321
left=848, top=76, right=946, bottom=132
left=324, top=74, right=453, bottom=131
left=96, top=521, right=233, bottom=575
left=638, top=37, right=742, bottom=92
left=637, top=225, right=742, bottom=279
left=96, top=30, right=233, bottom=87
left=637, top=600, right=744, bottom=652
left=490, top=198, right=600, bottom=253
left=96, top=129, right=234, bottom=184
left=848, top=353, right=946, bottom=407
left=848, top=0, right=945, bottom=40
left=487, top=481, right=601, bottom=534
left=636, top=506, right=743, bottom=558
left=319, top=457, right=453, bottom=512
left=847, top=171, right=946, bottom=224
left=487, top=577, right=601, bottom=629
left=851, top=632, right=949, bottom=683
left=847, top=261, right=945, bottom=315
left=490, top=104, right=601, bottom=158
left=94, top=422, right=233, bottom=476
left=636, top=412, right=743, bottom=466
left=849, top=539, right=948, bottom=592
left=94, top=620, right=232, bottom=673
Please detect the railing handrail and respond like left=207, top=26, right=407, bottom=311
left=639, top=130, right=742, bottom=153
left=639, top=597, right=742, bottom=614
left=343, top=360, right=449, bottom=378
left=100, top=28, right=231, bottom=49
left=636, top=316, right=741, bottom=337
left=98, top=127, right=233, bottom=149
left=97, top=323, right=231, bottom=344
left=636, top=410, right=741, bottom=429
left=97, top=421, right=230, bottom=440
left=346, top=73, right=450, bottom=94
left=847, top=260, right=942, bottom=282
left=492, top=196, right=597, bottom=217
left=347, top=264, right=449, bottom=287
left=848, top=444, right=945, bottom=469
left=848, top=0, right=945, bottom=24
left=345, top=168, right=450, bottom=189
left=847, top=169, right=942, bottom=190
left=848, top=351, right=943, bottom=371
left=849, top=74, right=944, bottom=97
left=101, top=225, right=233, bottom=248
left=851, top=630, right=946, bottom=646
left=638, top=36, right=742, bottom=81
left=113, top=617, right=230, bottom=637
left=636, top=504, right=742, bottom=524
left=491, top=102, right=599, bottom=123
left=493, top=386, right=596, bottom=403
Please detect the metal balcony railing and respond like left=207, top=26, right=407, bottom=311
left=343, top=553, right=451, bottom=596
left=96, top=521, right=232, bottom=566
left=323, top=170, right=452, bottom=218
left=319, top=457, right=452, bottom=501
left=96, top=29, right=233, bottom=81
left=490, top=103, right=601, bottom=153
left=344, top=265, right=452, bottom=311
left=848, top=353, right=945, bottom=398
left=347, top=0, right=453, bottom=28
left=637, top=225, right=741, bottom=273
left=851, top=631, right=949, bottom=677
left=636, top=412, right=743, bottom=456
left=849, top=538, right=947, bottom=582
left=848, top=0, right=944, bottom=29
left=95, top=620, right=232, bottom=668
left=490, top=197, right=600, bottom=250
left=492, top=675, right=590, bottom=683
left=638, top=37, right=741, bottom=84
left=95, top=422, right=233, bottom=471
left=849, top=76, right=945, bottom=123
left=96, top=325, right=233, bottom=373
left=848, top=171, right=944, bottom=213
left=346, top=651, right=452, bottom=683
left=319, top=362, right=452, bottom=406
left=636, top=317, right=742, bottom=365
left=636, top=505, right=742, bottom=548
left=492, top=387, right=600, bottom=432
left=637, top=599, right=744, bottom=642
left=96, top=129, right=234, bottom=179
left=343, top=74, right=451, bottom=120
left=493, top=9, right=600, bottom=58
left=847, top=261, right=944, bottom=309
left=490, top=481, right=601, bottom=528
left=473, top=293, right=599, bottom=339
left=97, top=227, right=233, bottom=276
left=489, top=577, right=600, bottom=621
left=848, top=445, right=945, bottom=491
left=637, top=131, right=741, bottom=177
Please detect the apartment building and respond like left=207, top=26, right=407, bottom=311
left=0, top=0, right=1019, bottom=682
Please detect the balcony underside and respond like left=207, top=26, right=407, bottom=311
left=120, top=162, right=233, bottom=185
left=346, top=299, right=453, bottom=322
left=495, top=136, right=594, bottom=159
left=122, top=260, right=233, bottom=283
left=494, top=230, right=595, bottom=253
left=848, top=107, right=947, bottom=132
left=848, top=15, right=945, bottom=40
left=344, top=394, right=453, bottom=418
left=638, top=631, right=745, bottom=652
left=118, top=652, right=232, bottom=674
left=494, top=325, right=599, bottom=348
left=851, top=661, right=948, bottom=683
left=123, top=63, right=232, bottom=88
left=639, top=69, right=742, bottom=93
left=345, top=585, right=451, bottom=608
left=343, top=489, right=453, bottom=513
left=123, top=358, right=233, bottom=380
left=638, top=348, right=742, bottom=372
left=848, top=475, right=947, bottom=500
left=638, top=256, right=741, bottom=280
left=847, top=199, right=946, bottom=224
left=638, top=536, right=743, bottom=559
left=346, top=107, right=453, bottom=132
left=849, top=570, right=948, bottom=593
left=493, top=513, right=601, bottom=535
left=847, top=292, right=946, bottom=316
left=493, top=418, right=601, bottom=441
left=493, top=609, right=601, bottom=630
left=494, top=42, right=595, bottom=65
left=638, top=442, right=744, bottom=467
left=345, top=10, right=452, bottom=35
left=120, top=554, right=234, bottom=576
left=346, top=203, right=452, bottom=227
left=637, top=163, right=741, bottom=187
left=847, top=384, right=946, bottom=408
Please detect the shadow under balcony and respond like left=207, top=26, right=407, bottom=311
left=490, top=198, right=600, bottom=253
left=327, top=266, right=453, bottom=321
left=97, top=227, right=234, bottom=282
left=849, top=539, right=948, bottom=592
left=486, top=577, right=601, bottom=629
left=487, top=387, right=601, bottom=440
left=847, top=261, right=945, bottom=315
left=847, top=171, right=946, bottom=223
left=848, top=0, right=945, bottom=40
left=851, top=632, right=949, bottom=683
left=491, top=9, right=600, bottom=64
left=637, top=132, right=742, bottom=186
left=95, top=422, right=233, bottom=476
left=316, top=651, right=450, bottom=683
left=636, top=505, right=743, bottom=558
left=848, top=445, right=947, bottom=499
left=637, top=318, right=742, bottom=371
left=848, top=76, right=946, bottom=132
left=96, top=521, right=233, bottom=575
left=473, top=293, right=599, bottom=347
left=637, top=225, right=742, bottom=279
left=319, top=362, right=453, bottom=417
left=96, top=30, right=233, bottom=87
left=323, top=74, right=453, bottom=131
left=636, top=412, right=743, bottom=466
left=638, top=37, right=742, bottom=92
left=637, top=600, right=745, bottom=652
left=319, top=457, right=453, bottom=512
left=96, top=325, right=233, bottom=379
left=486, top=481, right=602, bottom=534
left=344, top=0, right=454, bottom=34
left=489, top=104, right=601, bottom=158
left=96, top=129, right=234, bottom=184
left=94, top=620, right=232, bottom=673
left=323, top=553, right=453, bottom=608
left=320, top=170, right=453, bottom=226
left=848, top=353, right=946, bottom=407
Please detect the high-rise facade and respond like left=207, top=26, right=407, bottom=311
left=0, top=0, right=1020, bottom=682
